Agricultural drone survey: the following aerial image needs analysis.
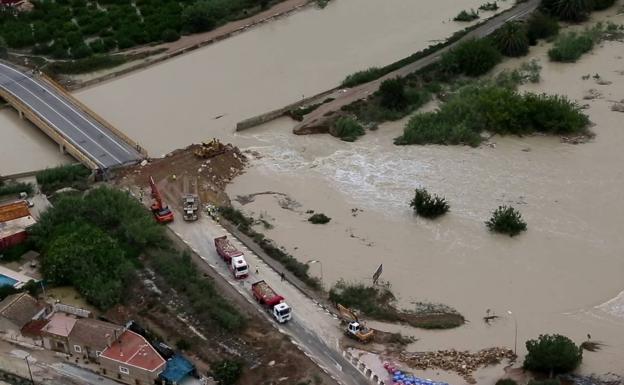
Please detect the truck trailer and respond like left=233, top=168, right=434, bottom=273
left=251, top=280, right=292, bottom=323
left=214, top=236, right=249, bottom=279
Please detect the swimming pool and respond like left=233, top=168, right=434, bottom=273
left=0, top=274, right=18, bottom=287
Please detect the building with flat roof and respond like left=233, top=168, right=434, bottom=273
left=100, top=330, right=166, bottom=385
left=0, top=201, right=36, bottom=250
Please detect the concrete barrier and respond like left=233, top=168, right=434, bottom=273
left=343, top=350, right=386, bottom=385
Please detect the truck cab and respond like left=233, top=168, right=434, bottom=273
left=273, top=302, right=292, bottom=323
left=231, top=255, right=249, bottom=279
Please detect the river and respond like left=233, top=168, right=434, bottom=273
left=1, top=0, right=623, bottom=381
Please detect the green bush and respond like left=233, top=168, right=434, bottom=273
left=36, top=164, right=90, bottom=194
left=0, top=182, right=34, bottom=197
left=308, top=213, right=331, bottom=224
left=524, top=334, right=582, bottom=375
left=486, top=205, right=527, bottom=236
left=440, top=38, right=501, bottom=77
left=527, top=11, right=560, bottom=44
left=548, top=27, right=601, bottom=62
left=0, top=242, right=32, bottom=262
left=176, top=339, right=191, bottom=350
left=454, top=9, right=479, bottom=22
left=150, top=251, right=246, bottom=331
left=540, top=0, right=593, bottom=22
left=528, top=380, right=560, bottom=385
left=593, top=0, right=617, bottom=10
left=0, top=37, right=7, bottom=59
left=410, top=188, right=450, bottom=219
left=495, top=21, right=529, bottom=57
left=329, top=280, right=399, bottom=321
left=379, top=77, right=408, bottom=111
left=496, top=380, right=518, bottom=385
left=479, top=2, right=499, bottom=11
left=395, top=81, right=590, bottom=146
left=161, top=28, right=180, bottom=42
left=331, top=116, right=365, bottom=142
left=211, top=359, right=243, bottom=385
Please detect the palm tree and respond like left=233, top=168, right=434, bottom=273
left=546, top=0, right=594, bottom=22
left=495, top=21, right=529, bottom=57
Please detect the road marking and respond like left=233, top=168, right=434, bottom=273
left=0, top=63, right=134, bottom=156
left=0, top=72, right=123, bottom=165
left=0, top=73, right=107, bottom=169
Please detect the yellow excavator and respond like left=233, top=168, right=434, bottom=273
left=337, top=304, right=374, bottom=343
left=194, top=138, right=227, bottom=159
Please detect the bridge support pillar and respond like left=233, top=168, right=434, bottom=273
left=18, top=109, right=23, bottom=119
left=59, top=143, right=66, bottom=154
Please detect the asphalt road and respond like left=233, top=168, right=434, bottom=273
left=0, top=63, right=142, bottom=169
left=168, top=212, right=370, bottom=385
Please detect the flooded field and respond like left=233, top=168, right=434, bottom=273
left=227, top=17, right=624, bottom=383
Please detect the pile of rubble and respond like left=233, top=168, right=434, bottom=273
left=399, top=347, right=515, bottom=384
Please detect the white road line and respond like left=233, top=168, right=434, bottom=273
left=0, top=63, right=133, bottom=156
left=0, top=72, right=123, bottom=165
left=0, top=74, right=107, bottom=169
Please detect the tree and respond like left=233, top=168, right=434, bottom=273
left=331, top=116, right=365, bottom=142
left=181, top=1, right=221, bottom=33
left=441, top=38, right=502, bottom=77
left=524, top=334, right=582, bottom=376
left=410, top=188, right=450, bottom=219
left=0, top=37, right=7, bottom=60
left=495, top=21, right=529, bottom=57
left=43, top=223, right=132, bottom=309
left=486, top=205, right=527, bottom=236
left=541, top=0, right=593, bottom=22
left=211, top=360, right=243, bottom=385
left=379, top=77, right=408, bottom=111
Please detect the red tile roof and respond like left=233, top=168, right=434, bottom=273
left=21, top=319, right=50, bottom=337
left=100, top=330, right=165, bottom=372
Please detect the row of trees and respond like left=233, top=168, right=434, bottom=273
left=0, top=0, right=275, bottom=58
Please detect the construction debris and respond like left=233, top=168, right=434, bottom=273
left=399, top=347, right=515, bottom=384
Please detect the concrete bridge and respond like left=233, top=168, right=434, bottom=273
left=0, top=62, right=146, bottom=172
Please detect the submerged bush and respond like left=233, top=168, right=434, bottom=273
left=379, top=77, right=409, bottom=111
left=454, top=9, right=479, bottom=22
left=409, top=188, right=450, bottom=219
left=494, top=21, right=529, bottom=57
left=395, top=81, right=590, bottom=146
left=331, top=116, right=365, bottom=142
left=486, top=205, right=527, bottom=236
left=541, top=0, right=593, bottom=22
left=524, top=334, right=582, bottom=375
left=548, top=26, right=602, bottom=62
left=527, top=11, right=560, bottom=44
left=479, top=2, right=499, bottom=11
left=308, top=213, right=331, bottom=224
left=440, top=38, right=502, bottom=77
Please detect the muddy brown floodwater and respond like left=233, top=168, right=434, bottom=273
left=1, top=0, right=623, bottom=382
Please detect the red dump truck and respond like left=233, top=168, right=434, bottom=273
left=251, top=280, right=292, bottom=323
left=214, top=236, right=249, bottom=279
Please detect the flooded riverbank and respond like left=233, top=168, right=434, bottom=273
left=227, top=15, right=624, bottom=383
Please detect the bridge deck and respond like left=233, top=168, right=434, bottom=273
left=0, top=63, right=143, bottom=170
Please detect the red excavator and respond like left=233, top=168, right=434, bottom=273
left=149, top=176, right=174, bottom=223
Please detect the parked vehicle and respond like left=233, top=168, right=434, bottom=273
left=149, top=176, right=173, bottom=223
left=214, top=236, right=248, bottom=279
left=182, top=194, right=199, bottom=221
left=251, top=280, right=292, bottom=323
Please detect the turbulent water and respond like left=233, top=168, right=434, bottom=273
left=1, top=0, right=624, bottom=380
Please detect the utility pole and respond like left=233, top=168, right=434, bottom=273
left=25, top=354, right=35, bottom=385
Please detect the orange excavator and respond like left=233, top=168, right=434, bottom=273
left=149, top=176, right=174, bottom=223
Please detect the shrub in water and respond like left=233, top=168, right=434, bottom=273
left=454, top=9, right=479, bottom=22
left=486, top=205, right=527, bottom=236
left=548, top=27, right=600, bottom=62
left=541, top=0, right=593, bottom=22
left=494, top=21, right=529, bottom=57
left=410, top=188, right=450, bottom=219
left=524, top=334, right=582, bottom=375
left=479, top=2, right=499, bottom=11
left=441, top=38, right=502, bottom=77
left=331, top=116, right=365, bottom=142
left=308, top=213, right=331, bottom=224
left=527, top=11, right=560, bottom=44
left=495, top=380, right=518, bottom=385
left=379, top=77, right=408, bottom=111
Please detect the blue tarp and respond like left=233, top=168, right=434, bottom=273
left=159, top=354, right=195, bottom=384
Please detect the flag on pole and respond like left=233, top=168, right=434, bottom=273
left=372, top=263, right=383, bottom=284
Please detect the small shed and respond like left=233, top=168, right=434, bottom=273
left=159, top=355, right=197, bottom=385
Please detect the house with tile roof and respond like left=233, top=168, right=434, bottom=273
left=68, top=318, right=124, bottom=361
left=0, top=293, right=45, bottom=337
left=40, top=312, right=78, bottom=353
left=99, top=330, right=166, bottom=385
